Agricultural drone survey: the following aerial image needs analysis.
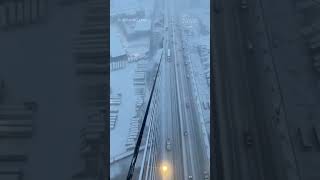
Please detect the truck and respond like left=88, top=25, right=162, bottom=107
left=167, top=49, right=171, bottom=61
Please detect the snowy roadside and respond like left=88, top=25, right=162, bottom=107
left=110, top=63, right=137, bottom=158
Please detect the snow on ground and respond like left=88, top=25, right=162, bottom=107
left=110, top=51, right=158, bottom=179
left=110, top=0, right=153, bottom=159
left=110, top=63, right=137, bottom=158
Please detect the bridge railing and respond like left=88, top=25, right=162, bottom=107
left=138, top=83, right=160, bottom=180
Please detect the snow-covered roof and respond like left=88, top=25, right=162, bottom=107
left=110, top=29, right=126, bottom=58
left=134, top=19, right=151, bottom=32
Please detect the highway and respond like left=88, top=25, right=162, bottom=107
left=158, top=0, right=183, bottom=179
left=157, top=0, right=209, bottom=179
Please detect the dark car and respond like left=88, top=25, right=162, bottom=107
left=184, top=131, right=188, bottom=136
left=166, top=138, right=171, bottom=151
left=204, top=171, right=209, bottom=179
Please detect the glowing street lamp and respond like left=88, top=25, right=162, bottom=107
left=162, top=165, right=168, bottom=173
left=160, top=162, right=171, bottom=177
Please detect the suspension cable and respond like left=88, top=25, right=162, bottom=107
left=126, top=50, right=163, bottom=180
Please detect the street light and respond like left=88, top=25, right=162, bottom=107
left=162, top=165, right=168, bottom=172
left=160, top=164, right=169, bottom=176
left=159, top=161, right=172, bottom=178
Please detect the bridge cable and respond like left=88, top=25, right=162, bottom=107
left=126, top=50, right=164, bottom=179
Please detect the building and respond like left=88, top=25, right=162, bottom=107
left=120, top=18, right=151, bottom=41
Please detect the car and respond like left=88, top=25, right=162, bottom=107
left=188, top=175, right=193, bottom=179
left=184, top=131, right=188, bottom=136
left=186, top=75, right=190, bottom=79
left=204, top=171, right=209, bottom=179
left=166, top=138, right=171, bottom=151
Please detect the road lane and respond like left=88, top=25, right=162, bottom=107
left=158, top=0, right=185, bottom=178
left=171, top=0, right=211, bottom=179
left=158, top=0, right=210, bottom=178
left=171, top=17, right=196, bottom=180
left=166, top=0, right=189, bottom=179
